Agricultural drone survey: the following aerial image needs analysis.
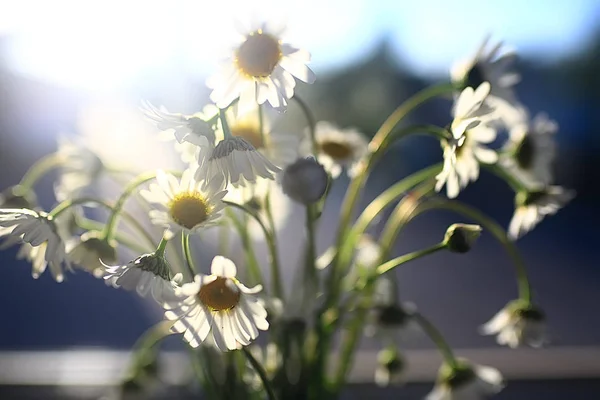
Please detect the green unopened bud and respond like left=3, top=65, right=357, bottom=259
left=375, top=347, right=405, bottom=387
left=0, top=186, right=37, bottom=209
left=68, top=231, right=118, bottom=277
left=443, top=223, right=482, bottom=253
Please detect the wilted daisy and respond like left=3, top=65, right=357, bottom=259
left=427, top=359, right=504, bottom=400
left=305, top=121, right=368, bottom=179
left=163, top=255, right=269, bottom=351
left=0, top=208, right=71, bottom=282
left=501, top=112, right=557, bottom=188
left=451, top=37, right=520, bottom=110
left=480, top=300, right=546, bottom=348
left=201, top=137, right=281, bottom=187
left=103, top=252, right=179, bottom=304
left=67, top=231, right=118, bottom=278
left=141, top=169, right=227, bottom=235
left=0, top=187, right=37, bottom=237
left=207, top=20, right=316, bottom=113
left=55, top=135, right=104, bottom=201
left=436, top=83, right=498, bottom=198
left=508, top=186, right=574, bottom=240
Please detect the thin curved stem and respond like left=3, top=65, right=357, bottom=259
left=242, top=347, right=278, bottom=400
left=375, top=242, right=447, bottom=275
left=224, top=200, right=281, bottom=298
left=18, top=153, right=65, bottom=190
left=226, top=209, right=263, bottom=284
left=424, top=200, right=532, bottom=302
left=413, top=312, right=458, bottom=368
left=77, top=218, right=150, bottom=254
left=483, top=163, right=527, bottom=193
left=182, top=232, right=196, bottom=278
left=292, top=96, right=318, bottom=158
left=49, top=197, right=114, bottom=219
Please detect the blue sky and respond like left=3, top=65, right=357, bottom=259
left=2, top=0, right=599, bottom=89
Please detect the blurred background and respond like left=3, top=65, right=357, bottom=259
left=0, top=0, right=599, bottom=398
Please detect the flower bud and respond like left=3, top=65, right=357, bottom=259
left=0, top=186, right=37, bottom=209
left=281, top=157, right=328, bottom=204
left=443, top=223, right=482, bottom=253
left=375, top=347, right=405, bottom=387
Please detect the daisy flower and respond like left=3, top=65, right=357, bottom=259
left=508, top=186, right=574, bottom=240
left=0, top=186, right=37, bottom=237
left=207, top=20, right=316, bottom=113
left=103, top=253, right=180, bottom=304
left=140, top=169, right=227, bottom=235
left=436, top=84, right=497, bottom=199
left=305, top=121, right=368, bottom=179
left=54, top=135, right=104, bottom=201
left=141, top=101, right=218, bottom=164
left=427, top=359, right=504, bottom=400
left=201, top=137, right=281, bottom=187
left=67, top=231, right=117, bottom=278
left=0, top=208, right=71, bottom=282
left=163, top=255, right=269, bottom=351
left=451, top=37, right=520, bottom=110
left=480, top=300, right=546, bottom=349
left=501, top=112, right=557, bottom=189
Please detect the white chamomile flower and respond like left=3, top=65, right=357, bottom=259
left=55, top=135, right=104, bottom=201
left=0, top=187, right=37, bottom=237
left=141, top=101, right=217, bottom=164
left=508, top=186, right=574, bottom=240
left=304, top=121, right=368, bottom=179
left=67, top=231, right=117, bottom=278
left=436, top=84, right=498, bottom=198
left=451, top=37, right=520, bottom=111
left=141, top=169, right=227, bottom=235
left=480, top=300, right=546, bottom=348
left=163, top=256, right=269, bottom=351
left=103, top=253, right=180, bottom=304
left=427, top=359, right=504, bottom=400
left=0, top=208, right=71, bottom=282
left=374, top=347, right=405, bottom=387
left=208, top=20, right=316, bottom=113
left=201, top=137, right=281, bottom=187
left=501, top=112, right=557, bottom=189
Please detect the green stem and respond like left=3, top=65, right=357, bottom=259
left=77, top=218, right=150, bottom=254
left=104, top=171, right=160, bottom=241
left=220, top=109, right=233, bottom=139
left=412, top=312, right=458, bottom=368
left=483, top=164, right=526, bottom=193
left=48, top=197, right=113, bottom=219
left=18, top=153, right=65, bottom=190
left=425, top=200, right=532, bottom=302
left=242, top=347, right=278, bottom=400
left=155, top=234, right=169, bottom=257
left=182, top=232, right=196, bottom=278
left=304, top=205, right=318, bottom=295
left=375, top=242, right=447, bottom=275
left=226, top=209, right=263, bottom=284
left=292, top=96, right=318, bottom=158
left=224, top=201, right=281, bottom=298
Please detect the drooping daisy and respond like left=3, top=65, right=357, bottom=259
left=426, top=359, right=504, bottom=400
left=163, top=256, right=269, bottom=351
left=207, top=20, right=316, bottom=113
left=103, top=253, right=180, bottom=304
left=436, top=84, right=498, bottom=198
left=0, top=186, right=37, bottom=237
left=304, top=121, right=368, bottom=179
left=54, top=135, right=104, bottom=201
left=508, top=186, right=574, bottom=240
left=480, top=300, right=546, bottom=349
left=0, top=208, right=71, bottom=282
left=67, top=231, right=118, bottom=278
left=141, top=168, right=227, bottom=235
left=140, top=101, right=218, bottom=164
left=201, top=137, right=281, bottom=187
left=451, top=37, right=520, bottom=111
left=501, top=112, right=557, bottom=189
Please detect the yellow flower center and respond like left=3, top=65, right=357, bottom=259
left=231, top=123, right=265, bottom=150
left=235, top=31, right=282, bottom=78
left=320, top=140, right=353, bottom=160
left=198, top=277, right=241, bottom=311
left=168, top=192, right=210, bottom=230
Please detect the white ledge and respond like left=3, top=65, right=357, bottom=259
left=0, top=347, right=598, bottom=386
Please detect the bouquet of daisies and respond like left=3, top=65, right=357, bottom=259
left=0, top=19, right=573, bottom=400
